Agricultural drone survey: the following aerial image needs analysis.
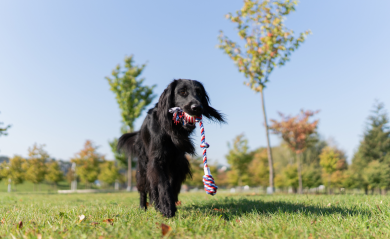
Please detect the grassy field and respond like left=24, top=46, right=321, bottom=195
left=0, top=192, right=389, bottom=238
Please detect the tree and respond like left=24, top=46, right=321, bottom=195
left=71, top=140, right=103, bottom=188
left=0, top=155, right=26, bottom=189
left=350, top=101, right=390, bottom=194
left=270, top=110, right=319, bottom=194
left=218, top=0, right=310, bottom=192
left=363, top=160, right=390, bottom=194
left=248, top=148, right=269, bottom=187
left=225, top=134, right=253, bottom=187
left=0, top=112, right=11, bottom=138
left=45, top=160, right=63, bottom=188
left=302, top=165, right=322, bottom=191
left=98, top=160, right=120, bottom=186
left=23, top=144, right=49, bottom=190
left=319, top=146, right=348, bottom=193
left=282, top=164, right=298, bottom=192
left=106, top=55, right=156, bottom=191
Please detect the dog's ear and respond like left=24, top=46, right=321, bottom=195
left=157, top=80, right=177, bottom=130
left=197, top=82, right=226, bottom=123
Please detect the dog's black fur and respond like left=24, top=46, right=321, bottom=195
left=118, top=79, right=225, bottom=218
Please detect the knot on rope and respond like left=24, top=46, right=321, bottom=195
left=203, top=175, right=218, bottom=195
left=169, top=107, right=218, bottom=196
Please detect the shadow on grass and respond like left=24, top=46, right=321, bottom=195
left=182, top=197, right=373, bottom=220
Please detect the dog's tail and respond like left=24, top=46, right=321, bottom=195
left=117, top=131, right=139, bottom=156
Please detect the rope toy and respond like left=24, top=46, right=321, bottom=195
left=168, top=107, right=218, bottom=196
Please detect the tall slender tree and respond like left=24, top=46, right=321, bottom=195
left=23, top=144, right=49, bottom=191
left=106, top=55, right=156, bottom=191
left=218, top=0, right=310, bottom=192
left=270, top=110, right=319, bottom=194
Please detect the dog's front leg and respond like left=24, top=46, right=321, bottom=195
left=148, top=161, right=176, bottom=218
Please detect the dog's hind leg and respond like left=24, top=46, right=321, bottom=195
left=136, top=161, right=148, bottom=210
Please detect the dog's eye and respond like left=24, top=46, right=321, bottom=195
left=179, top=89, right=187, bottom=96
left=195, top=89, right=202, bottom=96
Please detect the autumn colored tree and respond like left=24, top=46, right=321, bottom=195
left=71, top=140, right=104, bottom=188
left=106, top=55, right=156, bottom=191
left=218, top=0, right=310, bottom=192
left=98, top=160, right=121, bottom=186
left=270, top=110, right=319, bottom=194
left=319, top=146, right=348, bottom=193
left=23, top=144, right=49, bottom=190
left=0, top=155, right=26, bottom=189
left=45, top=160, right=63, bottom=188
left=225, top=134, right=253, bottom=187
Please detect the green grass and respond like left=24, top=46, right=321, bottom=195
left=0, top=192, right=389, bottom=238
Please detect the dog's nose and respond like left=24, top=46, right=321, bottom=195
left=191, top=104, right=203, bottom=112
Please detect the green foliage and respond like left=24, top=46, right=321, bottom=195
left=281, top=164, right=298, bottom=190
left=218, top=0, right=310, bottom=92
left=71, top=140, right=103, bottom=186
left=302, top=165, right=322, bottom=189
left=0, top=112, right=11, bottom=138
left=225, top=134, right=253, bottom=186
left=105, top=55, right=156, bottom=132
left=0, top=155, right=25, bottom=185
left=363, top=160, right=390, bottom=190
left=319, top=147, right=340, bottom=175
left=45, top=160, right=63, bottom=186
left=186, top=156, right=204, bottom=187
left=23, top=144, right=49, bottom=185
left=248, top=148, right=269, bottom=187
left=98, top=160, right=120, bottom=185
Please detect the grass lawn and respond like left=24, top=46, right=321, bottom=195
left=0, top=192, right=388, bottom=238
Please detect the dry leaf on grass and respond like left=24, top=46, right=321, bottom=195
left=37, top=234, right=42, bottom=239
left=1, top=218, right=4, bottom=224
left=146, top=202, right=149, bottom=208
left=17, top=221, right=23, bottom=229
left=236, top=219, right=241, bottom=223
left=175, top=201, right=182, bottom=206
left=377, top=205, right=382, bottom=213
left=160, top=223, right=172, bottom=236
left=213, top=208, right=223, bottom=212
left=327, top=203, right=331, bottom=207
left=311, top=220, right=316, bottom=225
left=78, top=215, right=85, bottom=223
left=91, top=222, right=100, bottom=226
left=103, top=219, right=114, bottom=225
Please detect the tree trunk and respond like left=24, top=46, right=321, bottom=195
left=260, top=90, right=274, bottom=192
left=297, top=153, right=303, bottom=194
left=127, top=154, right=132, bottom=191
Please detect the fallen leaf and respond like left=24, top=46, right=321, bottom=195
left=175, top=201, right=182, bottom=206
left=161, top=223, right=172, bottom=236
left=213, top=208, right=223, bottom=212
left=1, top=218, right=4, bottom=224
left=17, top=221, right=23, bottom=229
left=91, top=222, right=100, bottom=226
left=103, top=218, right=114, bottom=225
left=146, top=202, right=149, bottom=208
left=311, top=220, right=316, bottom=225
left=37, top=234, right=42, bottom=239
left=236, top=219, right=241, bottom=223
left=377, top=205, right=382, bottom=213
left=327, top=203, right=331, bottom=207
left=79, top=215, right=85, bottom=223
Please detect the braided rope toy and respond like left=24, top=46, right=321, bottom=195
left=168, top=107, right=218, bottom=196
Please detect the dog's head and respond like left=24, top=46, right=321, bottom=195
left=157, top=79, right=225, bottom=131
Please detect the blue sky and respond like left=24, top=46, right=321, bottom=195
left=1, top=1, right=389, bottom=165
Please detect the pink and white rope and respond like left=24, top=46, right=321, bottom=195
left=168, top=107, right=218, bottom=196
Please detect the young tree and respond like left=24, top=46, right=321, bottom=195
left=0, top=155, right=26, bottom=189
left=23, top=144, right=49, bottom=190
left=270, top=110, right=319, bottom=194
left=71, top=140, right=103, bottom=188
left=302, top=165, right=322, bottom=191
left=45, top=160, right=64, bottom=188
left=319, top=146, right=348, bottom=193
left=218, top=0, right=310, bottom=192
left=106, top=55, right=156, bottom=191
left=98, top=160, right=120, bottom=186
left=225, top=134, right=253, bottom=187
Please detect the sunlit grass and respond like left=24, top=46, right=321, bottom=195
left=0, top=192, right=389, bottom=238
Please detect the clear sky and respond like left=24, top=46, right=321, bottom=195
left=1, top=1, right=389, bottom=165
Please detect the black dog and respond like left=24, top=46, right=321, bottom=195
left=118, top=79, right=225, bottom=218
